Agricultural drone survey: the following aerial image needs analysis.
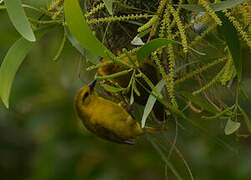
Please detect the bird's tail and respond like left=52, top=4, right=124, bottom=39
left=144, top=126, right=168, bottom=134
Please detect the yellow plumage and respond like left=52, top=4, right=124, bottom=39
left=74, top=81, right=161, bottom=144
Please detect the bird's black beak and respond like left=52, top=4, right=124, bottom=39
left=97, top=56, right=103, bottom=62
left=88, top=80, right=97, bottom=91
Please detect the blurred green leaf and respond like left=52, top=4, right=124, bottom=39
left=103, top=0, right=113, bottom=15
left=137, top=38, right=174, bottom=63
left=137, top=28, right=151, bottom=38
left=22, top=4, right=46, bottom=13
left=240, top=86, right=249, bottom=100
left=64, top=0, right=113, bottom=61
left=238, top=106, right=251, bottom=134
left=64, top=26, right=99, bottom=64
left=136, top=38, right=205, bottom=63
left=141, top=79, right=165, bottom=128
left=130, top=87, right=134, bottom=104
left=181, top=91, right=220, bottom=114
left=4, top=0, right=36, bottom=41
left=217, top=12, right=242, bottom=81
left=0, top=28, right=49, bottom=108
left=47, top=0, right=52, bottom=9
left=180, top=0, right=248, bottom=12
left=0, top=4, right=46, bottom=12
left=102, top=84, right=124, bottom=93
left=224, top=119, right=240, bottom=135
left=0, top=40, right=33, bottom=108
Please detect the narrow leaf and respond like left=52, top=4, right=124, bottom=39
left=180, top=0, right=248, bottom=12
left=137, top=28, right=151, bottom=38
left=0, top=5, right=5, bottom=10
left=224, top=119, right=240, bottom=135
left=238, top=106, right=251, bottom=134
left=103, top=0, right=113, bottom=15
left=4, top=0, right=36, bottom=41
left=64, top=0, right=113, bottom=60
left=240, top=86, right=249, bottom=100
left=141, top=79, right=165, bottom=128
left=130, top=87, right=134, bottom=105
left=0, top=28, right=49, bottom=108
left=64, top=26, right=99, bottom=64
left=217, top=12, right=242, bottom=81
left=47, top=0, right=52, bottom=9
left=102, top=84, right=124, bottom=93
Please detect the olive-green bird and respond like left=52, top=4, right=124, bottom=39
left=74, top=80, right=160, bottom=145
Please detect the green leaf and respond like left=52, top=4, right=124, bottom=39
left=102, top=84, right=124, bottom=93
left=0, top=28, right=49, bottom=108
left=224, top=119, right=240, bottom=135
left=217, top=12, right=242, bottom=81
left=4, top=0, right=36, bottom=41
left=137, top=28, right=151, bottom=38
left=0, top=5, right=6, bottom=10
left=181, top=91, right=220, bottom=114
left=0, top=4, right=47, bottom=13
left=240, top=86, right=249, bottom=100
left=64, top=0, right=113, bottom=60
left=238, top=106, right=251, bottom=134
left=103, top=0, right=113, bottom=15
left=64, top=26, right=99, bottom=65
left=141, top=79, right=165, bottom=128
left=47, top=0, right=52, bottom=9
left=137, top=38, right=173, bottom=63
left=130, top=87, right=134, bottom=105
left=136, top=38, right=205, bottom=63
left=180, top=0, right=248, bottom=12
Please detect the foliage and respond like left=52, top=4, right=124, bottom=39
left=0, top=0, right=251, bottom=179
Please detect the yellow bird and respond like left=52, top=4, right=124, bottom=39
left=74, top=80, right=160, bottom=145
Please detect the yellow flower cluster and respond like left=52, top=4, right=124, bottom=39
left=52, top=5, right=64, bottom=20
left=87, top=14, right=153, bottom=24
left=220, top=53, right=236, bottom=86
left=157, top=0, right=169, bottom=15
left=223, top=9, right=251, bottom=49
left=199, top=0, right=222, bottom=25
left=138, top=15, right=158, bottom=33
left=240, top=3, right=251, bottom=33
left=192, top=66, right=225, bottom=95
left=48, top=0, right=63, bottom=11
left=169, top=5, right=188, bottom=53
left=166, top=10, right=178, bottom=107
left=85, top=3, right=105, bottom=18
left=175, top=58, right=226, bottom=85
left=159, top=5, right=170, bottom=38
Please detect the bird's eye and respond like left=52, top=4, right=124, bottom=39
left=82, top=92, right=89, bottom=102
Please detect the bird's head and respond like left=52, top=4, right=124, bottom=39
left=74, top=80, right=97, bottom=117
